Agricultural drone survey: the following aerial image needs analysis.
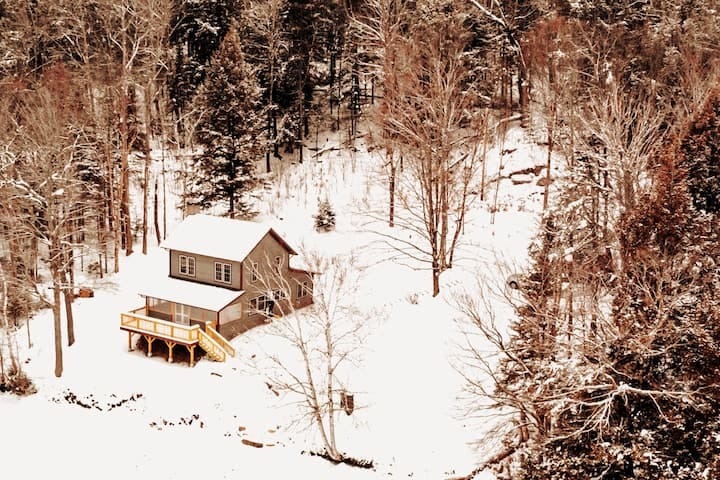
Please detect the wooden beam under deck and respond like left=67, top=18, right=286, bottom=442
left=122, top=308, right=231, bottom=367
left=165, top=340, right=176, bottom=363
left=145, top=335, right=155, bottom=357
left=188, top=345, right=196, bottom=367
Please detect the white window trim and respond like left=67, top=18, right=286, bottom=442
left=250, top=261, right=259, bottom=283
left=274, top=255, right=282, bottom=273
left=297, top=281, right=311, bottom=299
left=214, top=262, right=232, bottom=284
left=249, top=294, right=272, bottom=315
left=179, top=255, right=196, bottom=277
left=176, top=303, right=190, bottom=325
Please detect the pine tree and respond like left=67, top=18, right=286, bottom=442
left=678, top=87, right=720, bottom=214
left=314, top=199, right=336, bottom=232
left=513, top=145, right=720, bottom=480
left=169, top=0, right=240, bottom=117
left=190, top=26, right=265, bottom=218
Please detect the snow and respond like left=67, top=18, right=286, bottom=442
left=160, top=213, right=297, bottom=262
left=0, top=121, right=552, bottom=479
left=136, top=270, right=243, bottom=311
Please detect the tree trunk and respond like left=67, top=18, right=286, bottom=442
left=105, top=111, right=121, bottom=274
left=63, top=245, right=75, bottom=347
left=388, top=146, right=395, bottom=228
left=119, top=85, right=132, bottom=255
left=438, top=157, right=449, bottom=271
left=324, top=318, right=339, bottom=460
left=141, top=92, right=152, bottom=255
left=119, top=11, right=133, bottom=257
left=448, top=163, right=472, bottom=269
left=544, top=103, right=555, bottom=211
left=480, top=110, right=489, bottom=201
left=266, top=111, right=272, bottom=173
left=50, top=236, right=63, bottom=378
left=153, top=178, right=161, bottom=245
left=1, top=276, right=7, bottom=329
left=301, top=337, right=339, bottom=461
left=26, top=313, right=32, bottom=348
left=141, top=153, right=149, bottom=254
left=64, top=288, right=75, bottom=347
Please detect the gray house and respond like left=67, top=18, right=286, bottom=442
left=120, top=214, right=314, bottom=365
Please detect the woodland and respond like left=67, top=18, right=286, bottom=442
left=2, top=0, right=720, bottom=478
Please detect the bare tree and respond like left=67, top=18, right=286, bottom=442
left=352, top=0, right=409, bottom=228
left=241, top=0, right=288, bottom=173
left=135, top=0, right=173, bottom=254
left=0, top=77, right=90, bottom=377
left=467, top=0, right=540, bottom=112
left=248, top=252, right=366, bottom=462
left=378, top=4, right=482, bottom=296
left=574, top=82, right=667, bottom=217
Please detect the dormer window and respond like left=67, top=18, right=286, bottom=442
left=179, top=255, right=196, bottom=276
left=215, top=262, right=232, bottom=284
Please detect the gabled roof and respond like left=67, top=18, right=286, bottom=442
left=137, top=275, right=243, bottom=312
left=160, top=214, right=297, bottom=263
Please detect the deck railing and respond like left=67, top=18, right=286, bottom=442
left=197, top=329, right=226, bottom=362
left=121, top=309, right=200, bottom=344
left=205, top=325, right=236, bottom=357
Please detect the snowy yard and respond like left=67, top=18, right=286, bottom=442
left=0, top=125, right=553, bottom=479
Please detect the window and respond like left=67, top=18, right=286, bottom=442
left=250, top=261, right=259, bottom=282
left=273, top=289, right=287, bottom=300
left=176, top=303, right=190, bottom=325
left=179, top=255, right=195, bottom=276
left=250, top=295, right=272, bottom=315
left=297, top=281, right=311, bottom=298
left=273, top=256, right=282, bottom=274
left=214, top=262, right=231, bottom=284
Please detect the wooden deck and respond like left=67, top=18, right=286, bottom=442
left=121, top=308, right=234, bottom=366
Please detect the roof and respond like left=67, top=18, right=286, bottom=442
left=160, top=214, right=297, bottom=262
left=137, top=275, right=243, bottom=312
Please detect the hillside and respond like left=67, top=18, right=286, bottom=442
left=0, top=121, right=552, bottom=479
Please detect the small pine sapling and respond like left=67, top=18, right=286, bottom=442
left=314, top=199, right=336, bottom=232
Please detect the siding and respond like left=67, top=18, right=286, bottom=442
left=166, top=231, right=313, bottom=338
left=169, top=249, right=242, bottom=290
left=241, top=233, right=314, bottom=319
left=242, top=233, right=291, bottom=295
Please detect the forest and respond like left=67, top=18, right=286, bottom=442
left=2, top=0, right=720, bottom=478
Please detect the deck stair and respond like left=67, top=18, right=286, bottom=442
left=205, top=325, right=236, bottom=358
left=121, top=308, right=236, bottom=365
left=198, top=329, right=227, bottom=362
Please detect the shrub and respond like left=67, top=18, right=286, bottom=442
left=0, top=365, right=36, bottom=396
left=314, top=199, right=336, bottom=232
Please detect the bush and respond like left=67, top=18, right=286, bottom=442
left=0, top=365, right=36, bottom=396
left=314, top=199, right=336, bottom=232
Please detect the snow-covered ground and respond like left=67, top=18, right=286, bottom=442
left=0, top=122, right=554, bottom=479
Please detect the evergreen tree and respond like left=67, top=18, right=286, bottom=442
left=190, top=26, right=265, bottom=218
left=169, top=0, right=240, bottom=117
left=510, top=145, right=720, bottom=480
left=314, top=199, right=336, bottom=232
left=678, top=87, right=720, bottom=214
left=274, top=0, right=330, bottom=150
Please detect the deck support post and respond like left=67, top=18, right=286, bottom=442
left=145, top=335, right=155, bottom=357
left=128, top=331, right=134, bottom=351
left=188, top=345, right=196, bottom=367
left=165, top=341, right=176, bottom=363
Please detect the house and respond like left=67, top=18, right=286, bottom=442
left=120, top=214, right=314, bottom=366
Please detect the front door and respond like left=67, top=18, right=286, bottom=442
left=176, top=303, right=190, bottom=325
